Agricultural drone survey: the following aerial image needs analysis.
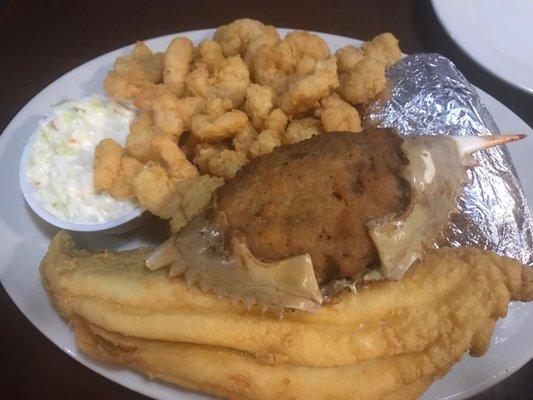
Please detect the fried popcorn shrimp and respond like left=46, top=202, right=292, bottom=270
left=103, top=42, right=164, bottom=101
left=214, top=18, right=270, bottom=57
left=93, top=138, right=123, bottom=192
left=163, top=37, right=193, bottom=97
left=133, top=164, right=175, bottom=215
left=252, top=31, right=329, bottom=94
left=134, top=86, right=203, bottom=137
left=203, top=98, right=233, bottom=116
left=335, top=45, right=364, bottom=73
left=194, top=144, right=248, bottom=180
left=362, top=32, right=402, bottom=67
left=339, top=57, right=386, bottom=104
left=191, top=110, right=248, bottom=142
left=108, top=156, right=143, bottom=199
left=194, top=40, right=226, bottom=69
left=263, top=108, right=288, bottom=133
left=126, top=112, right=158, bottom=162
left=232, top=122, right=258, bottom=156
left=133, top=164, right=222, bottom=232
left=279, top=57, right=339, bottom=116
left=175, top=96, right=205, bottom=130
left=320, top=94, right=362, bottom=132
left=244, top=84, right=275, bottom=129
left=249, top=129, right=282, bottom=158
left=243, top=26, right=280, bottom=68
left=282, top=118, right=323, bottom=145
left=150, top=134, right=199, bottom=180
left=186, top=55, right=250, bottom=107
left=284, top=31, right=330, bottom=62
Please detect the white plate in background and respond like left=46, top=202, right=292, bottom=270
left=0, top=29, right=532, bottom=400
left=432, top=0, right=533, bottom=94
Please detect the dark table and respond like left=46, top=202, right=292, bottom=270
left=1, top=1, right=531, bottom=399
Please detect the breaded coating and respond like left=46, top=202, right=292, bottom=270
left=263, top=108, right=288, bottom=133
left=362, top=32, right=402, bottom=67
left=339, top=57, right=386, bottom=104
left=93, top=138, right=123, bottom=192
left=252, top=31, right=330, bottom=94
left=133, top=164, right=223, bottom=231
left=186, top=55, right=250, bottom=108
left=279, top=57, right=339, bottom=116
left=163, top=37, right=193, bottom=97
left=134, top=164, right=174, bottom=215
left=191, top=110, right=248, bottom=142
left=42, top=233, right=531, bottom=400
left=282, top=117, right=323, bottom=145
left=232, top=122, right=258, bottom=156
left=193, top=40, right=226, bottom=69
left=103, top=42, right=164, bottom=101
left=214, top=18, right=270, bottom=57
left=249, top=129, right=282, bottom=158
left=126, top=112, right=158, bottom=162
left=216, top=129, right=409, bottom=283
left=194, top=144, right=248, bottom=180
left=150, top=134, right=199, bottom=180
left=284, top=31, right=330, bottom=62
left=203, top=98, right=233, bottom=117
left=132, top=85, right=183, bottom=136
left=335, top=45, right=364, bottom=73
left=320, top=94, right=362, bottom=132
left=243, top=26, right=280, bottom=68
left=244, top=84, right=275, bottom=129
left=174, top=96, right=205, bottom=130
left=108, top=156, right=143, bottom=199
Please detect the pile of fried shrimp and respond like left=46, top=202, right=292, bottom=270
left=93, top=18, right=402, bottom=232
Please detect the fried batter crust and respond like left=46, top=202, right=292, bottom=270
left=216, top=128, right=409, bottom=283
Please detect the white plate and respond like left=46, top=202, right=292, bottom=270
left=432, top=0, right=533, bottom=94
left=0, top=29, right=532, bottom=400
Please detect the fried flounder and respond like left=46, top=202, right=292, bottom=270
left=41, top=231, right=532, bottom=400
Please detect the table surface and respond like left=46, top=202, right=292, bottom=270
left=0, top=0, right=531, bottom=399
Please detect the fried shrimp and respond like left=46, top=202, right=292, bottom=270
left=244, top=84, right=276, bottom=129
left=93, top=138, right=124, bottom=192
left=282, top=117, right=323, bottom=145
left=191, top=110, right=248, bottom=142
left=362, top=32, right=402, bottom=67
left=104, top=42, right=164, bottom=101
left=335, top=45, right=364, bottom=73
left=252, top=31, right=330, bottom=94
left=163, top=37, right=193, bottom=97
left=186, top=52, right=250, bottom=107
left=339, top=57, right=386, bottom=104
left=320, top=94, right=362, bottom=132
left=279, top=57, right=339, bottom=116
left=249, top=129, right=282, bottom=158
left=214, top=18, right=270, bottom=57
left=194, top=143, right=248, bottom=180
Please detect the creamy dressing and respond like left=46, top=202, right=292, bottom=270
left=26, top=96, right=138, bottom=224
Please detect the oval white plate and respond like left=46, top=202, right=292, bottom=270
left=0, top=29, right=532, bottom=400
left=432, top=0, right=533, bottom=94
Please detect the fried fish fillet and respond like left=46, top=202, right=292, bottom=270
left=216, top=129, right=410, bottom=283
left=41, top=231, right=531, bottom=399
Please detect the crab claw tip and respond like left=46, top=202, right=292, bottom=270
left=452, top=134, right=526, bottom=156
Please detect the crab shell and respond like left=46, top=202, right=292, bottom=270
left=147, top=132, right=524, bottom=312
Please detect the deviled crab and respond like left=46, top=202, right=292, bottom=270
left=147, top=128, right=524, bottom=312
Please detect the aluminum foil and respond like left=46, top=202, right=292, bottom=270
left=365, top=54, right=533, bottom=265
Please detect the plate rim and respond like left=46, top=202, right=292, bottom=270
left=431, top=0, right=533, bottom=95
left=1, top=27, right=532, bottom=400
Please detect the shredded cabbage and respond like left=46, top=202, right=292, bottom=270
left=26, top=95, right=138, bottom=224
